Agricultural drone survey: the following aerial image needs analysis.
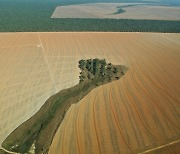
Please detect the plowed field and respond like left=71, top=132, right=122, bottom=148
left=0, top=32, right=179, bottom=153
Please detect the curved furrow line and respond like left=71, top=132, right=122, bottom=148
left=75, top=89, right=97, bottom=154
left=146, top=35, right=179, bottom=59
left=75, top=104, right=86, bottom=154
left=136, top=63, right=179, bottom=104
left=132, top=35, right=179, bottom=83
left=127, top=35, right=160, bottom=61
left=117, top=75, right=176, bottom=153
left=134, top=64, right=180, bottom=129
left=108, top=83, right=135, bottom=153
left=141, top=58, right=179, bottom=94
left=131, top=63, right=178, bottom=117
left=92, top=86, right=104, bottom=154
left=132, top=63, right=180, bottom=129
left=147, top=61, right=178, bottom=92
left=130, top=64, right=178, bottom=133
left=105, top=38, right=130, bottom=67
left=134, top=34, right=178, bottom=63
left=61, top=107, right=74, bottom=154
left=123, top=68, right=162, bottom=143
left=117, top=79, right=152, bottom=147
left=159, top=34, right=180, bottom=47
left=132, top=35, right=171, bottom=62
left=130, top=64, right=178, bottom=153
left=101, top=86, right=121, bottom=153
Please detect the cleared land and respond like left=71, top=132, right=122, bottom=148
left=2, top=59, right=127, bottom=153
left=52, top=3, right=180, bottom=20
left=0, top=33, right=80, bottom=149
left=0, top=32, right=179, bottom=154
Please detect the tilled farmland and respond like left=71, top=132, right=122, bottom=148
left=52, top=3, right=180, bottom=20
left=0, top=32, right=179, bottom=154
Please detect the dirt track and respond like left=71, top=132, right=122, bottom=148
left=0, top=32, right=179, bottom=153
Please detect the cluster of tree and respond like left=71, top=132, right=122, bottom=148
left=79, top=59, right=105, bottom=73
left=79, top=59, right=120, bottom=82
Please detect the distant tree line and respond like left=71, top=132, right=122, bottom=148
left=0, top=0, right=180, bottom=32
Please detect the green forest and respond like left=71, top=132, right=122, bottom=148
left=0, top=0, right=180, bottom=32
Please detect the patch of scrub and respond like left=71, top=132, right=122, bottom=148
left=2, top=59, right=127, bottom=154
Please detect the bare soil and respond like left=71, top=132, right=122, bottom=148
left=52, top=3, right=180, bottom=20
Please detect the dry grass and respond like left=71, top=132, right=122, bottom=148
left=0, top=32, right=179, bottom=153
left=51, top=3, right=180, bottom=20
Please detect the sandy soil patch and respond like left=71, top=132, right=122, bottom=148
left=51, top=3, right=180, bottom=20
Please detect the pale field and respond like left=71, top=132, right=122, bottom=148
left=0, top=32, right=179, bottom=154
left=51, top=3, right=180, bottom=20
left=0, top=32, right=80, bottom=147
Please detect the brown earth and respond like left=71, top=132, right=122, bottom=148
left=0, top=32, right=179, bottom=154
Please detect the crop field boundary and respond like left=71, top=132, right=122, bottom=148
left=0, top=147, right=19, bottom=154
left=0, top=140, right=179, bottom=154
left=37, top=33, right=57, bottom=93
left=139, top=140, right=180, bottom=154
